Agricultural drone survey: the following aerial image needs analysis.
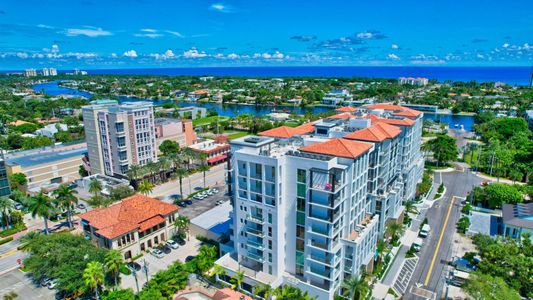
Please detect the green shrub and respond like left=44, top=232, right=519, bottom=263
left=119, top=264, right=131, bottom=275
left=0, top=237, right=14, bottom=245
left=437, top=183, right=445, bottom=194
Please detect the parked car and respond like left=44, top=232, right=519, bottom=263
left=41, top=277, right=53, bottom=287
left=177, top=201, right=188, bottom=208
left=185, top=255, right=195, bottom=262
left=77, top=203, right=86, bottom=210
left=126, top=262, right=141, bottom=272
left=166, top=240, right=179, bottom=249
left=212, top=188, right=219, bottom=194
left=47, top=279, right=58, bottom=289
left=193, top=194, right=205, bottom=200
left=151, top=249, right=165, bottom=258
left=14, top=203, right=23, bottom=210
left=160, top=245, right=172, bottom=254
left=206, top=190, right=214, bottom=196
left=185, top=199, right=193, bottom=205
left=215, top=200, right=224, bottom=205
left=176, top=238, right=186, bottom=246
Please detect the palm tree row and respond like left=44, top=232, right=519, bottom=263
left=83, top=250, right=124, bottom=300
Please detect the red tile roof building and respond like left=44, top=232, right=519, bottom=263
left=79, top=194, right=179, bottom=260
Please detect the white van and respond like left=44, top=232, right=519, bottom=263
left=419, top=224, right=431, bottom=237
left=413, top=237, right=424, bottom=251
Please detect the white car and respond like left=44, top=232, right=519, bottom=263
left=166, top=240, right=179, bottom=249
left=215, top=200, right=224, bottom=205
left=212, top=188, right=219, bottom=194
left=206, top=190, right=214, bottom=196
left=151, top=249, right=165, bottom=258
left=47, top=279, right=58, bottom=289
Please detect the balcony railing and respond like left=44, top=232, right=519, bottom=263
left=247, top=252, right=264, bottom=263
left=309, top=254, right=334, bottom=265
left=309, top=225, right=329, bottom=236
left=308, top=267, right=332, bottom=279
left=246, top=240, right=264, bottom=250
left=246, top=227, right=264, bottom=237
left=246, top=214, right=264, bottom=224
left=310, top=239, right=329, bottom=251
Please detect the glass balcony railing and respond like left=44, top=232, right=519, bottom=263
left=246, top=214, right=264, bottom=224
left=308, top=267, right=332, bottom=279
left=310, top=239, right=329, bottom=250
left=246, top=240, right=264, bottom=250
left=309, top=225, right=329, bottom=236
left=309, top=254, right=334, bottom=265
left=247, top=252, right=264, bottom=263
left=246, top=227, right=264, bottom=237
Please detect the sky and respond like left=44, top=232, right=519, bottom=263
left=1, top=0, right=532, bottom=70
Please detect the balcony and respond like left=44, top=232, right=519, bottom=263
left=246, top=240, right=264, bottom=251
left=308, top=266, right=332, bottom=280
left=310, top=239, right=329, bottom=251
left=309, top=225, right=329, bottom=237
left=308, top=254, right=335, bottom=265
left=247, top=252, right=265, bottom=263
left=246, top=227, right=264, bottom=237
left=309, top=191, right=342, bottom=208
left=310, top=169, right=344, bottom=194
left=246, top=214, right=264, bottom=224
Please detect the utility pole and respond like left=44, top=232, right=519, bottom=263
left=132, top=270, right=140, bottom=294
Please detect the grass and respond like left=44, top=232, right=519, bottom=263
left=0, top=223, right=27, bottom=238
left=192, top=116, right=229, bottom=126
left=464, top=149, right=482, bottom=166
left=227, top=131, right=249, bottom=140
left=0, top=236, right=14, bottom=245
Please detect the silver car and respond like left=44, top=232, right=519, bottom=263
left=151, top=249, right=165, bottom=258
left=166, top=240, right=179, bottom=249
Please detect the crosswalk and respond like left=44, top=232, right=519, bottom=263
left=392, top=257, right=419, bottom=295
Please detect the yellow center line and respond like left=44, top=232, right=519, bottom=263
left=0, top=250, right=17, bottom=259
left=424, top=195, right=456, bottom=286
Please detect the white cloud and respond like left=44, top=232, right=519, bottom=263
left=356, top=32, right=374, bottom=39
left=183, top=48, right=208, bottom=58
left=37, top=24, right=54, bottom=29
left=502, top=43, right=510, bottom=48
left=227, top=53, right=239, bottom=59
left=210, top=3, right=233, bottom=13
left=141, top=28, right=157, bottom=33
left=123, top=50, right=138, bottom=58
left=134, top=33, right=163, bottom=38
left=111, top=53, right=118, bottom=58
left=166, top=30, right=183, bottom=38
left=391, top=44, right=399, bottom=49
left=16, top=52, right=29, bottom=59
left=272, top=51, right=284, bottom=59
left=261, top=53, right=272, bottom=59
left=65, top=52, right=98, bottom=59
left=51, top=44, right=60, bottom=53
left=387, top=53, right=400, bottom=60
left=65, top=27, right=112, bottom=37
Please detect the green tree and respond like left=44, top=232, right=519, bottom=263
left=138, top=181, right=154, bottom=196
left=28, top=193, right=53, bottom=234
left=159, top=140, right=180, bottom=157
left=79, top=165, right=89, bottom=177
left=2, top=291, right=18, bottom=300
left=342, top=270, right=370, bottom=300
left=101, top=289, right=135, bottom=300
left=83, top=261, right=105, bottom=300
left=385, top=222, right=404, bottom=244
left=9, top=173, right=27, bottom=190
left=230, top=270, right=244, bottom=292
left=198, top=164, right=210, bottom=188
left=174, top=216, right=190, bottom=240
left=463, top=272, right=521, bottom=300
left=404, top=200, right=418, bottom=214
left=53, top=184, right=78, bottom=228
left=109, top=186, right=135, bottom=202
left=173, top=168, right=188, bottom=199
left=105, top=250, right=123, bottom=288
left=273, top=285, right=314, bottom=300
left=89, top=178, right=103, bottom=197
left=0, top=196, right=13, bottom=229
left=473, top=183, right=523, bottom=209
left=457, top=216, right=470, bottom=233
left=423, top=134, right=458, bottom=166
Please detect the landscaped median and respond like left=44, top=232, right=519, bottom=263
left=0, top=236, right=14, bottom=245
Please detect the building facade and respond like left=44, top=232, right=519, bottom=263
left=154, top=118, right=197, bottom=150
left=79, top=194, right=179, bottom=260
left=216, top=104, right=423, bottom=299
left=0, top=152, right=11, bottom=197
left=82, top=101, right=157, bottom=177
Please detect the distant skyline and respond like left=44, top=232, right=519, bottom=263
left=1, top=0, right=532, bottom=70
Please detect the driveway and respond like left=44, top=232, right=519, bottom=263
left=120, top=238, right=202, bottom=291
left=0, top=269, right=55, bottom=300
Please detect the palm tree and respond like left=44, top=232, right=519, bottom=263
left=158, top=158, right=171, bottom=181
left=209, top=264, right=226, bottom=279
left=255, top=284, right=273, bottom=300
left=126, top=164, right=142, bottom=182
left=3, top=291, right=18, bottom=300
left=342, top=271, right=370, bottom=300
left=28, top=193, right=53, bottom=235
left=174, top=216, right=190, bottom=240
left=53, top=184, right=78, bottom=228
left=88, top=179, right=103, bottom=197
left=404, top=200, right=418, bottom=214
left=230, top=270, right=244, bottom=292
left=385, top=222, right=404, bottom=243
left=375, top=239, right=387, bottom=264
left=173, top=168, right=188, bottom=199
left=18, top=230, right=41, bottom=250
left=83, top=261, right=105, bottom=300
left=273, top=285, right=314, bottom=300
left=138, top=181, right=154, bottom=196
left=105, top=250, right=123, bottom=288
left=0, top=196, right=13, bottom=230
left=198, top=164, right=210, bottom=188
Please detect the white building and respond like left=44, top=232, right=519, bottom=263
left=35, top=123, right=68, bottom=138
left=322, top=89, right=353, bottom=106
left=82, top=100, right=157, bottom=177
left=398, top=77, right=429, bottom=86
left=216, top=104, right=424, bottom=299
left=24, top=69, right=37, bottom=77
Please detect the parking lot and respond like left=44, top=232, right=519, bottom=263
left=0, top=270, right=55, bottom=300
left=161, top=185, right=230, bottom=219
left=120, top=237, right=203, bottom=291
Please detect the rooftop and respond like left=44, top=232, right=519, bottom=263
left=344, top=122, right=401, bottom=142
left=79, top=194, right=179, bottom=239
left=502, top=203, right=533, bottom=230
left=335, top=106, right=357, bottom=112
left=258, top=125, right=311, bottom=139
left=300, top=138, right=373, bottom=159
left=6, top=146, right=87, bottom=168
left=364, top=103, right=423, bottom=117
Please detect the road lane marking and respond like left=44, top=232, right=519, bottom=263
left=424, top=195, right=456, bottom=286
left=0, top=250, right=17, bottom=259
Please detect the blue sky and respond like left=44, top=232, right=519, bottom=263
left=1, top=0, right=532, bottom=69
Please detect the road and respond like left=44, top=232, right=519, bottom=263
left=404, top=168, right=483, bottom=300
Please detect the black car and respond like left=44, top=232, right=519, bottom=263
left=77, top=203, right=86, bottom=210
left=177, top=201, right=188, bottom=208
left=127, top=262, right=141, bottom=272
left=162, top=245, right=172, bottom=254
left=177, top=239, right=186, bottom=246
left=185, top=199, right=193, bottom=205
left=185, top=255, right=195, bottom=262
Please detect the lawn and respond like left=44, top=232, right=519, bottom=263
left=227, top=131, right=249, bottom=140
left=192, top=116, right=229, bottom=126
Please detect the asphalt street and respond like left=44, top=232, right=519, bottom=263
left=404, top=168, right=483, bottom=300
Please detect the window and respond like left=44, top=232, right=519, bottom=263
left=297, top=184, right=306, bottom=198
left=268, top=227, right=272, bottom=237
left=115, top=122, right=124, bottom=133
left=268, top=253, right=272, bottom=263
left=297, top=169, right=306, bottom=183
left=268, top=240, right=272, bottom=250
left=297, top=197, right=305, bottom=212
left=297, top=212, right=305, bottom=226
left=296, top=225, right=305, bottom=238
left=296, top=239, right=304, bottom=251
left=268, top=213, right=272, bottom=224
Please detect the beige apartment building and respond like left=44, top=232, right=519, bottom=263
left=5, top=143, right=88, bottom=192
left=79, top=194, right=179, bottom=260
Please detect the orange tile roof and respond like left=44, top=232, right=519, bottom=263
left=393, top=109, right=421, bottom=117
left=377, top=118, right=416, bottom=127
left=258, top=125, right=309, bottom=138
left=213, top=288, right=253, bottom=300
left=294, top=121, right=316, bottom=134
left=344, top=123, right=401, bottom=142
left=335, top=106, right=357, bottom=112
left=79, top=194, right=178, bottom=239
left=300, top=138, right=372, bottom=159
left=328, top=113, right=353, bottom=119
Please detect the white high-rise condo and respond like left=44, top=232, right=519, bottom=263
left=216, top=104, right=424, bottom=300
left=82, top=100, right=157, bottom=177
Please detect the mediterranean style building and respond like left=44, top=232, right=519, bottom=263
left=82, top=100, right=157, bottom=177
left=79, top=194, right=179, bottom=260
left=216, top=104, right=424, bottom=299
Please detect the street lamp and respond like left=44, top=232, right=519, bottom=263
left=132, top=269, right=140, bottom=294
left=142, top=259, right=150, bottom=282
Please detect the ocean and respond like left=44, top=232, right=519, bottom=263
left=81, top=66, right=532, bottom=86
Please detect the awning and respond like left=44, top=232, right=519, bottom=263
left=207, top=154, right=228, bottom=164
